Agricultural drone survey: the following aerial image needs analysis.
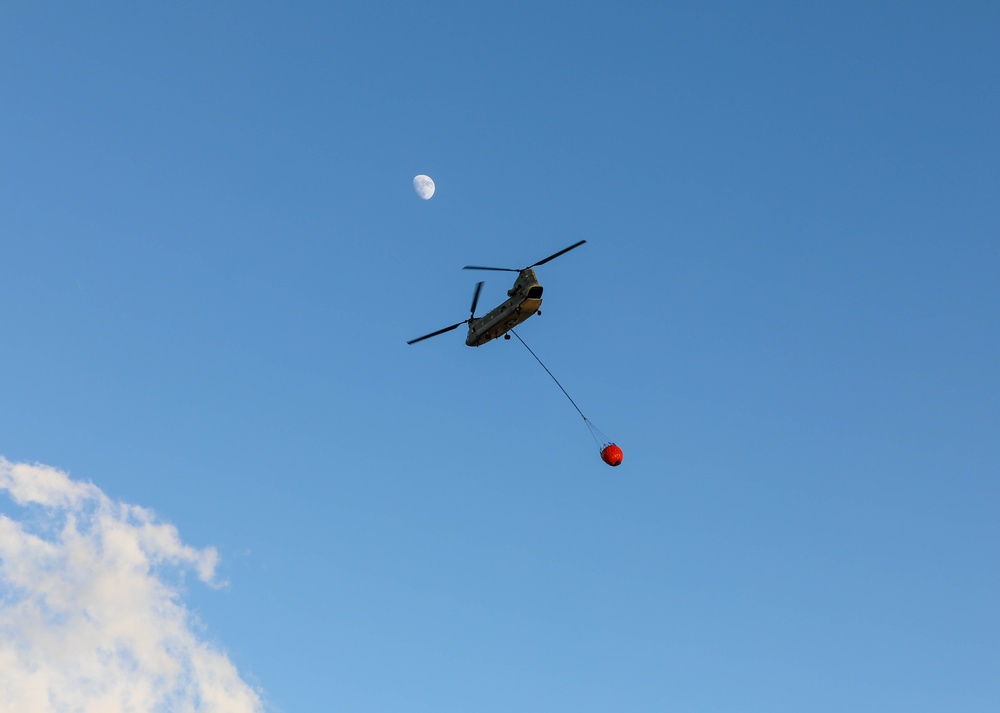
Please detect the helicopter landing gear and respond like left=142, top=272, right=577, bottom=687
left=504, top=334, right=511, bottom=340
left=537, top=310, right=542, bottom=316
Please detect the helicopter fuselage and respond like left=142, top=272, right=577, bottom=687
left=466, top=268, right=543, bottom=346
left=406, top=240, right=585, bottom=347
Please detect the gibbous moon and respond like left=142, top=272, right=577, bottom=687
left=413, top=174, right=435, bottom=200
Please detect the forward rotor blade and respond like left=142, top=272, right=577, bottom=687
left=463, top=265, right=520, bottom=272
left=406, top=320, right=467, bottom=345
left=470, top=281, right=484, bottom=316
left=528, top=239, right=587, bottom=269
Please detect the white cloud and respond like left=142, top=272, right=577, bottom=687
left=0, top=458, right=264, bottom=713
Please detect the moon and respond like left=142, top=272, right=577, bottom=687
left=413, top=175, right=435, bottom=200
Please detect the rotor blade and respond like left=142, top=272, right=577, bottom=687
left=406, top=320, right=467, bottom=345
left=527, top=239, right=587, bottom=269
left=469, top=281, right=484, bottom=316
left=463, top=265, right=520, bottom=272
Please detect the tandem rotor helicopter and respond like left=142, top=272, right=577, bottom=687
left=407, top=239, right=624, bottom=467
left=406, top=239, right=587, bottom=347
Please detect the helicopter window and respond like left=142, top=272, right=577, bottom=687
left=527, top=285, right=543, bottom=299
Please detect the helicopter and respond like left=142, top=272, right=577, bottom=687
left=407, top=239, right=586, bottom=347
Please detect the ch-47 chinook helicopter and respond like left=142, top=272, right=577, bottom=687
left=407, top=240, right=586, bottom=346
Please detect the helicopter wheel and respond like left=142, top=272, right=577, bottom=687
left=504, top=334, right=511, bottom=340
left=536, top=310, right=542, bottom=316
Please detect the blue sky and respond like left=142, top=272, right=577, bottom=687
left=2, top=2, right=998, bottom=711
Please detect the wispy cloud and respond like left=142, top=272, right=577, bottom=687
left=0, top=458, right=263, bottom=712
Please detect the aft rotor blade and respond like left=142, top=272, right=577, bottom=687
left=528, top=239, right=587, bottom=269
left=469, top=281, right=484, bottom=316
left=463, top=265, right=520, bottom=272
left=406, top=320, right=467, bottom=345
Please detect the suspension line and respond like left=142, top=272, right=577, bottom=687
left=510, top=329, right=608, bottom=450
